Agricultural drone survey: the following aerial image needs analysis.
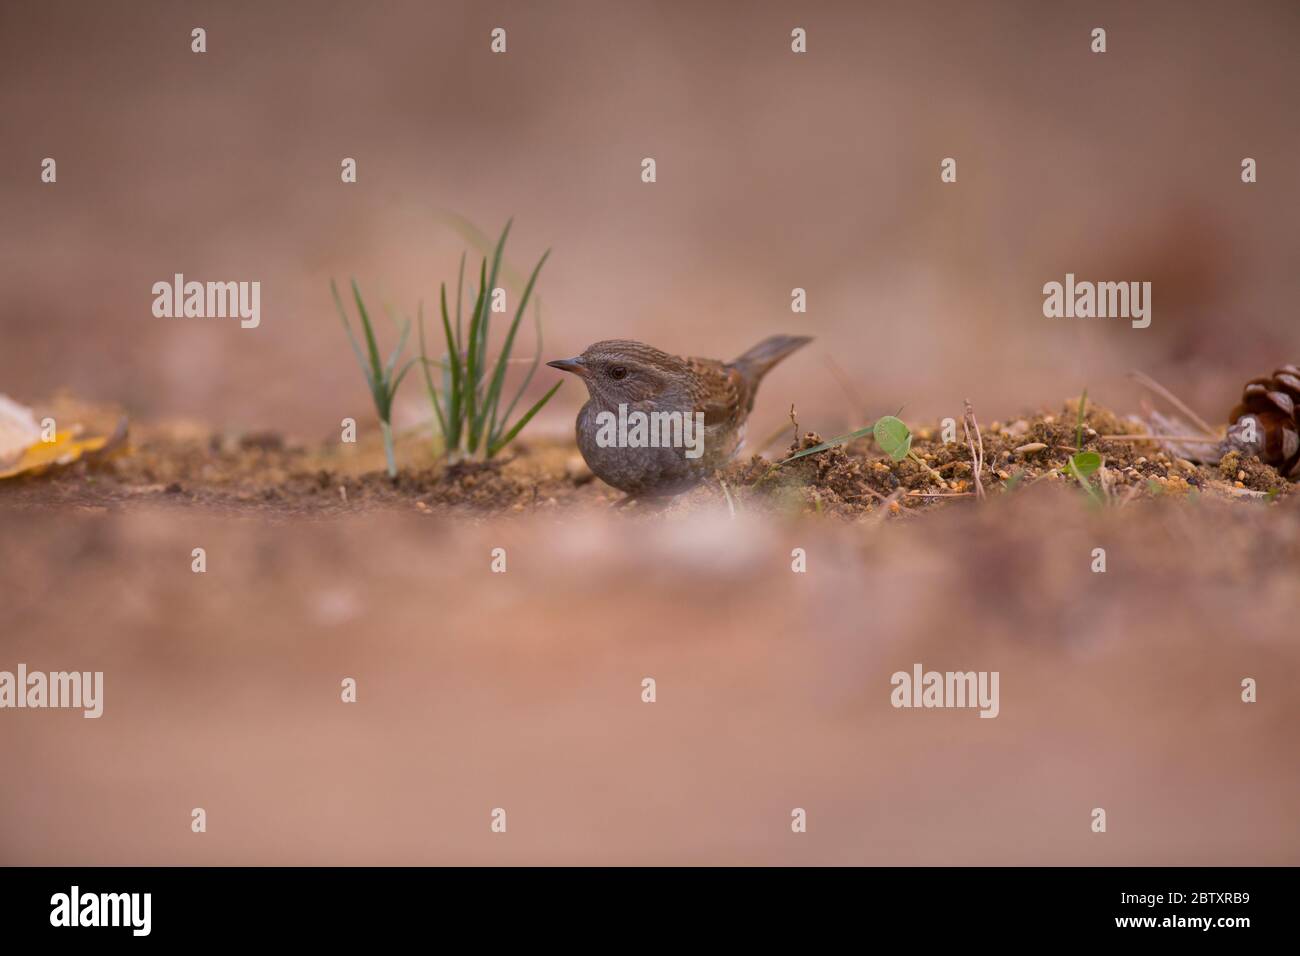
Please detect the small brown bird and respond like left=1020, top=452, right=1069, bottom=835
left=547, top=335, right=812, bottom=497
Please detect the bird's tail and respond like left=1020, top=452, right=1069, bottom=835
left=731, top=334, right=813, bottom=387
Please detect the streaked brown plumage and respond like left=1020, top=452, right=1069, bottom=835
left=1226, top=365, right=1300, bottom=478
left=547, top=335, right=812, bottom=496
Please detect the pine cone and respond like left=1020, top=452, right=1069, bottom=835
left=1228, top=365, right=1300, bottom=478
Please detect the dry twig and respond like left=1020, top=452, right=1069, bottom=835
left=1129, top=370, right=1217, bottom=437
left=961, top=398, right=986, bottom=501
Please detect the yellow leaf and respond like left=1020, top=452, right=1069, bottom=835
left=0, top=431, right=109, bottom=480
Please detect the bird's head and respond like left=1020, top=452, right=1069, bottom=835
left=547, top=340, right=687, bottom=407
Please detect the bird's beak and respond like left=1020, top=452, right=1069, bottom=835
left=547, top=357, right=590, bottom=378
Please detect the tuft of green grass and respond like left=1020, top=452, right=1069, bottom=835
left=419, top=220, right=562, bottom=460
left=331, top=278, right=414, bottom=477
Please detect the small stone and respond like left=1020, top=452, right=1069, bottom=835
left=1237, top=470, right=1246, bottom=481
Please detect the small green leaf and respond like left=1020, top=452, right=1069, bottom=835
left=873, top=415, right=912, bottom=461
left=1067, top=455, right=1106, bottom=507
left=1068, top=451, right=1102, bottom=477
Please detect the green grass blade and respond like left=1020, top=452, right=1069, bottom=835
left=477, top=219, right=512, bottom=370
left=779, top=425, right=874, bottom=464
left=454, top=251, right=466, bottom=355
left=417, top=303, right=449, bottom=442
left=438, top=283, right=463, bottom=450
left=465, top=261, right=489, bottom=452
left=384, top=315, right=411, bottom=381
left=330, top=278, right=374, bottom=389
left=484, top=249, right=550, bottom=444
left=389, top=357, right=417, bottom=401
left=493, top=295, right=546, bottom=446
left=350, top=279, right=385, bottom=388
left=487, top=381, right=563, bottom=458
left=437, top=211, right=533, bottom=291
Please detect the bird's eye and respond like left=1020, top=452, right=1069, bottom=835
left=608, top=366, right=628, bottom=380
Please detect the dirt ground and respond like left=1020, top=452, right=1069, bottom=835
left=2, top=397, right=1298, bottom=865
left=2, top=393, right=1288, bottom=520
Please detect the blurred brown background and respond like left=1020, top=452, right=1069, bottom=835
left=2, top=0, right=1297, bottom=439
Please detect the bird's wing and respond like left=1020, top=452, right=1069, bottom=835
left=684, top=357, right=748, bottom=425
